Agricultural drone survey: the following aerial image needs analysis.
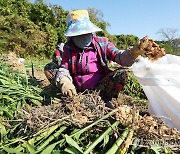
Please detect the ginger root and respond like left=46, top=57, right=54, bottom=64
left=138, top=36, right=166, bottom=61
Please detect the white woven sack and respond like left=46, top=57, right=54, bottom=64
left=131, top=54, right=180, bottom=131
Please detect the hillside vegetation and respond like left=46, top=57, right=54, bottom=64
left=0, top=0, right=178, bottom=59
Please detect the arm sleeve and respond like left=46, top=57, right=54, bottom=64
left=114, top=49, right=135, bottom=67
left=106, top=41, right=119, bottom=61
left=105, top=40, right=135, bottom=67
left=56, top=68, right=72, bottom=82
left=56, top=49, right=72, bottom=82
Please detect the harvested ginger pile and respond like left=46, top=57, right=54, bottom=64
left=138, top=36, right=166, bottom=61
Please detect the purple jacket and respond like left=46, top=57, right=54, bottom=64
left=56, top=36, right=135, bottom=91
left=73, top=45, right=104, bottom=91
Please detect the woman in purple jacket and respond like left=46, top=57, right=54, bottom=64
left=44, top=10, right=147, bottom=106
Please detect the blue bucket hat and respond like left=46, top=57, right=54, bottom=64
left=65, top=10, right=102, bottom=37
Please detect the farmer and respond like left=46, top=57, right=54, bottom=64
left=44, top=43, right=64, bottom=85
left=44, top=9, right=147, bottom=105
left=52, top=43, right=64, bottom=66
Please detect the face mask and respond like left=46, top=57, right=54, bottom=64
left=72, top=33, right=93, bottom=49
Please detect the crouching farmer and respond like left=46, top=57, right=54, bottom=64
left=44, top=10, right=147, bottom=107
left=44, top=43, right=64, bottom=85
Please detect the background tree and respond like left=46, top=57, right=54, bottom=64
left=50, top=5, right=68, bottom=44
left=1, top=0, right=179, bottom=58
left=0, top=0, right=68, bottom=58
left=157, top=28, right=180, bottom=55
left=115, top=34, right=139, bottom=50
left=88, top=8, right=117, bottom=44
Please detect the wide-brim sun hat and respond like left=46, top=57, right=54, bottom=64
left=65, top=10, right=102, bottom=37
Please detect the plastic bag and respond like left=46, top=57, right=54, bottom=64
left=131, top=54, right=180, bottom=131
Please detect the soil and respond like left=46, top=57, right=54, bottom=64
left=2, top=52, right=26, bottom=72
left=27, top=68, right=50, bottom=88
left=5, top=52, right=50, bottom=88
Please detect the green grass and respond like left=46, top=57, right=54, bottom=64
left=24, top=57, right=51, bottom=72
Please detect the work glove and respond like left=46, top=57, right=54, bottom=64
left=130, top=36, right=166, bottom=60
left=58, top=77, right=77, bottom=97
left=130, top=36, right=149, bottom=59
